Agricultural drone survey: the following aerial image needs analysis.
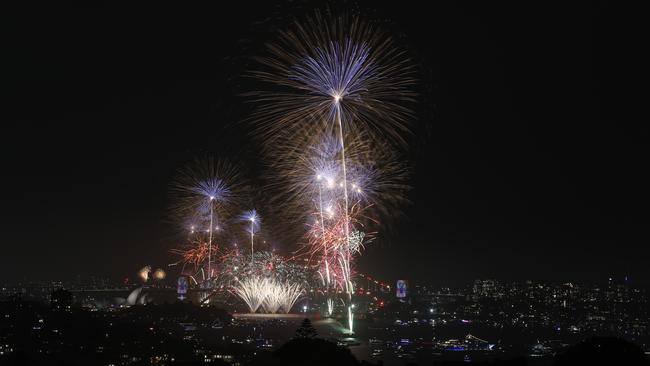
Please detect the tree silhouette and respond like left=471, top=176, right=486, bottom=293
left=295, top=318, right=318, bottom=339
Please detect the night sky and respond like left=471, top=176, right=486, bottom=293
left=4, top=2, right=647, bottom=286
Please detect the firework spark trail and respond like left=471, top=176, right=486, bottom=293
left=169, top=240, right=210, bottom=274
left=302, top=201, right=374, bottom=291
left=316, top=176, right=330, bottom=285
left=334, top=99, right=355, bottom=331
left=241, top=210, right=260, bottom=264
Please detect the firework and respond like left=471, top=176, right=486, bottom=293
left=233, top=276, right=269, bottom=313
left=260, top=127, right=407, bottom=324
left=267, top=133, right=404, bottom=319
left=278, top=282, right=303, bottom=313
left=263, top=281, right=302, bottom=314
left=170, top=156, right=245, bottom=282
left=153, top=268, right=166, bottom=280
left=222, top=250, right=308, bottom=287
left=233, top=277, right=303, bottom=314
left=249, top=11, right=416, bottom=150
left=250, top=11, right=415, bottom=332
left=138, top=265, right=151, bottom=282
left=267, top=133, right=409, bottom=232
left=261, top=281, right=284, bottom=313
left=220, top=250, right=307, bottom=313
left=159, top=9, right=415, bottom=328
left=170, top=239, right=210, bottom=274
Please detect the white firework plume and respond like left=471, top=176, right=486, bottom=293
left=232, top=276, right=303, bottom=314
left=233, top=277, right=269, bottom=313
left=279, top=282, right=303, bottom=314
left=262, top=283, right=284, bottom=314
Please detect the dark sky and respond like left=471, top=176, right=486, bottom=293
left=4, top=1, right=647, bottom=286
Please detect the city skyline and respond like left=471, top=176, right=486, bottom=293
left=2, top=275, right=648, bottom=365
